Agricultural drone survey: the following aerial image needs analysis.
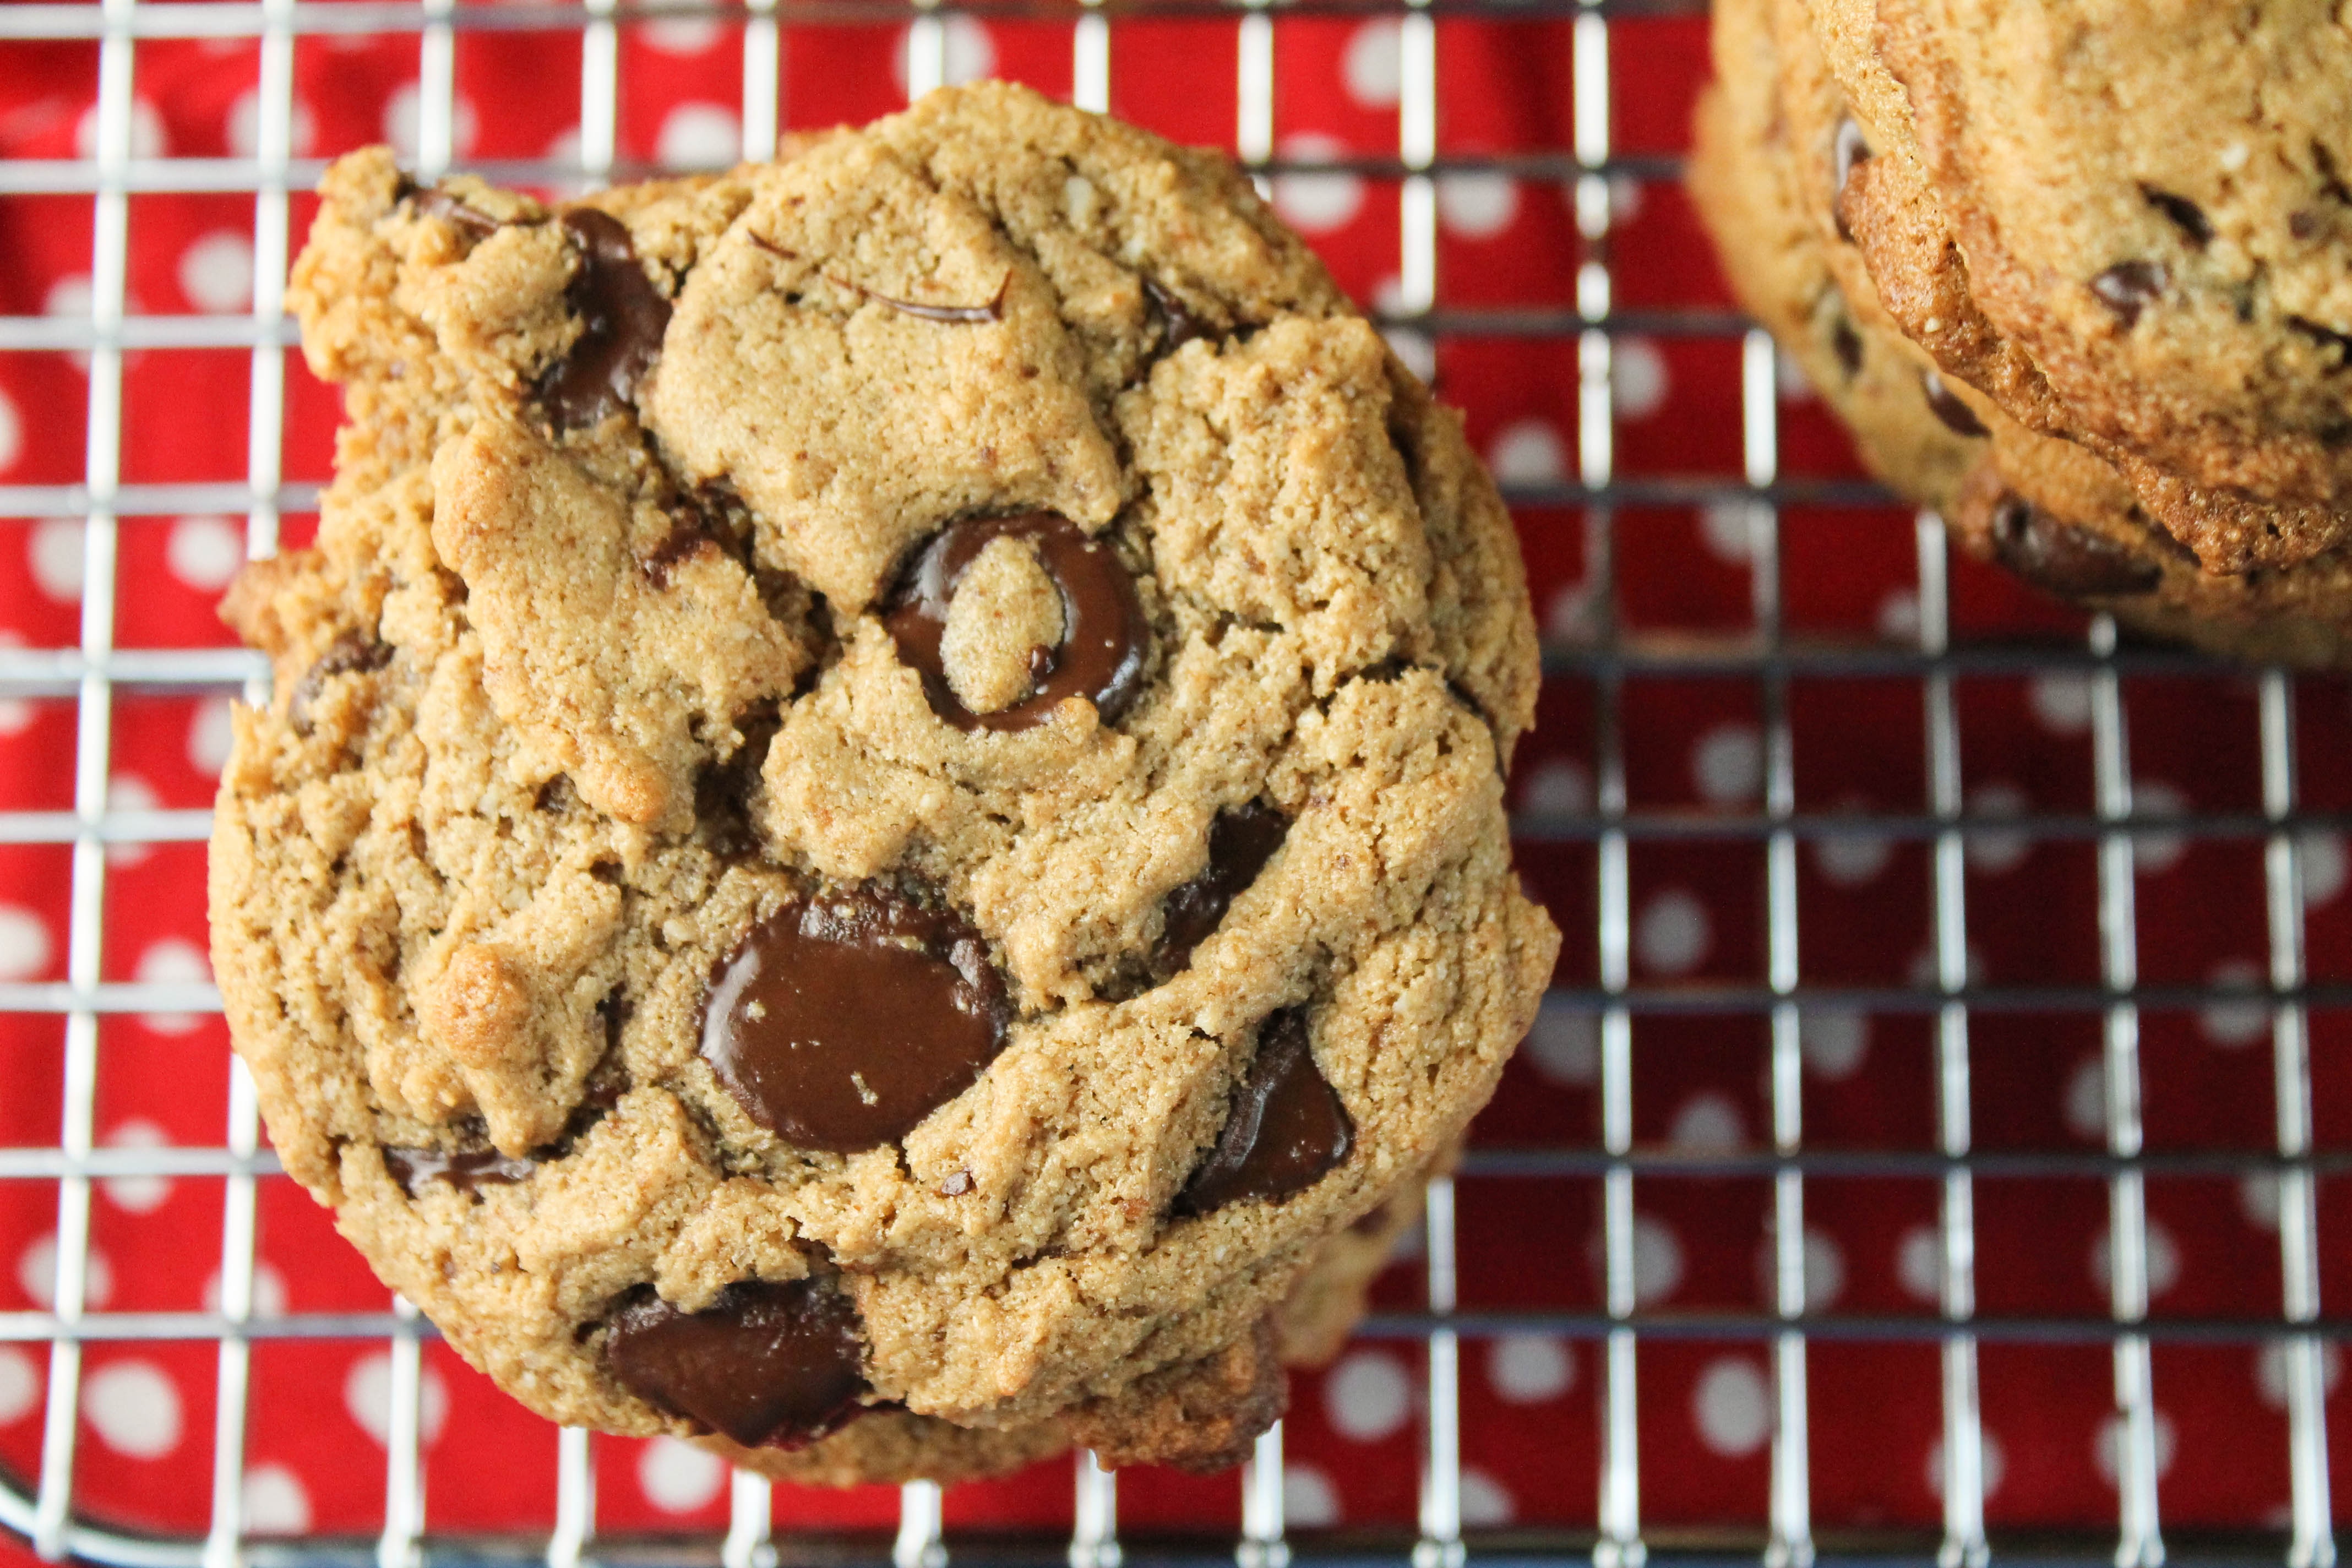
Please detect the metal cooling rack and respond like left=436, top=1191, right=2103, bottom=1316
left=0, top=1, right=2342, bottom=1565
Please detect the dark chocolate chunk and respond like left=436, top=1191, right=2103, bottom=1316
left=700, top=885, right=1012, bottom=1152
left=605, top=1279, right=868, bottom=1450
left=1988, top=494, right=2162, bottom=597
left=2090, top=261, right=2167, bottom=328
left=884, top=513, right=1148, bottom=732
left=1831, top=317, right=1863, bottom=378
left=541, top=209, right=672, bottom=432
left=1921, top=370, right=1988, bottom=437
left=1143, top=277, right=1207, bottom=355
left=2139, top=186, right=2212, bottom=246
left=1153, top=801, right=1289, bottom=980
left=290, top=633, right=391, bottom=732
left=413, top=185, right=498, bottom=238
left=1832, top=116, right=1871, bottom=241
left=382, top=1146, right=535, bottom=1196
left=1178, top=1010, right=1353, bottom=1216
left=641, top=518, right=721, bottom=587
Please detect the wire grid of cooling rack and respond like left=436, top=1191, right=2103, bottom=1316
left=0, top=0, right=2344, bottom=1565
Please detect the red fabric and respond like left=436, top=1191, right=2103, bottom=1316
left=2, top=10, right=2348, bottom=1549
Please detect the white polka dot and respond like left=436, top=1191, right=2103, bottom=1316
left=2300, top=831, right=2346, bottom=907
left=2240, top=1172, right=2282, bottom=1229
left=2064, top=1055, right=2108, bottom=1141
left=1774, top=346, right=1815, bottom=402
left=0, top=697, right=32, bottom=738
left=1812, top=820, right=1893, bottom=887
left=0, top=385, right=19, bottom=472
left=1692, top=1357, right=1770, bottom=1456
left=101, top=1118, right=173, bottom=1213
left=1669, top=1091, right=1744, bottom=1152
left=639, top=1434, right=727, bottom=1512
left=1876, top=589, right=1921, bottom=643
left=383, top=84, right=478, bottom=161
left=2255, top=1341, right=2342, bottom=1409
left=226, top=88, right=318, bottom=160
left=345, top=1351, right=450, bottom=1446
left=1384, top=326, right=1437, bottom=383
left=18, top=1235, right=113, bottom=1308
left=640, top=13, right=722, bottom=53
left=1963, top=781, right=2031, bottom=874
left=1633, top=1213, right=1683, bottom=1305
left=135, top=938, right=213, bottom=1036
left=2029, top=672, right=2094, bottom=734
left=656, top=103, right=741, bottom=170
left=83, top=1359, right=181, bottom=1459
left=1697, top=499, right=1755, bottom=563
left=2131, top=778, right=2188, bottom=874
left=190, top=697, right=237, bottom=776
left=1489, top=419, right=1566, bottom=487
left=1758, top=1227, right=1845, bottom=1309
left=2093, top=1410, right=2176, bottom=1488
left=1635, top=888, right=1710, bottom=976
left=75, top=98, right=166, bottom=161
left=1926, top=1430, right=2006, bottom=1500
left=0, top=1346, right=36, bottom=1425
left=1325, top=1350, right=1411, bottom=1441
left=1438, top=173, right=1520, bottom=240
left=1488, top=1334, right=1572, bottom=1403
left=1283, top=1462, right=1342, bottom=1527
left=31, top=516, right=85, bottom=602
left=178, top=231, right=254, bottom=314
left=1524, top=999, right=1597, bottom=1086
left=2090, top=1217, right=2180, bottom=1299
left=1692, top=722, right=1762, bottom=805
left=2198, top=957, right=2270, bottom=1048
left=1459, top=1467, right=1515, bottom=1526
left=893, top=14, right=997, bottom=92
left=46, top=275, right=94, bottom=323
left=104, top=772, right=159, bottom=868
left=1547, top=582, right=1597, bottom=645
left=1897, top=1224, right=1943, bottom=1303
left=1610, top=337, right=1668, bottom=421
left=1342, top=19, right=1402, bottom=107
left=0, top=905, right=53, bottom=981
left=1608, top=173, right=1645, bottom=225
left=242, top=1462, right=312, bottom=1533
left=1272, top=134, right=1365, bottom=236
left=1520, top=757, right=1591, bottom=817
left=168, top=514, right=246, bottom=592
left=204, top=1260, right=287, bottom=1320
left=1799, top=1009, right=1869, bottom=1080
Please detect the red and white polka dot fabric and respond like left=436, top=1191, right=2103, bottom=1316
left=2, top=8, right=2349, bottom=1551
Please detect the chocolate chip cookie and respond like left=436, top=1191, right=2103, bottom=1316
left=1694, top=0, right=2352, bottom=665
left=211, top=83, right=1558, bottom=1484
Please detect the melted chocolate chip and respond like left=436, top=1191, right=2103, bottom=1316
left=382, top=1146, right=535, bottom=1196
left=700, top=885, right=1012, bottom=1152
left=1988, top=494, right=2163, bottom=597
left=1832, top=116, right=1871, bottom=241
left=606, top=1279, right=868, bottom=1450
left=884, top=513, right=1149, bottom=732
left=1154, top=801, right=1289, bottom=981
left=1831, top=317, right=1864, bottom=378
left=1178, top=1010, right=1352, bottom=1216
left=1144, top=277, right=1207, bottom=355
left=1921, top=370, right=1988, bottom=437
left=541, top=210, right=672, bottom=432
left=2140, top=186, right=2213, bottom=247
left=290, top=633, right=391, bottom=732
left=413, top=185, right=498, bottom=237
left=641, top=519, right=720, bottom=587
left=2090, top=261, right=2167, bottom=328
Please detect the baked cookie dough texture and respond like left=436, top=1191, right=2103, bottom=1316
left=1694, top=0, right=2352, bottom=664
left=209, top=84, right=1558, bottom=1484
